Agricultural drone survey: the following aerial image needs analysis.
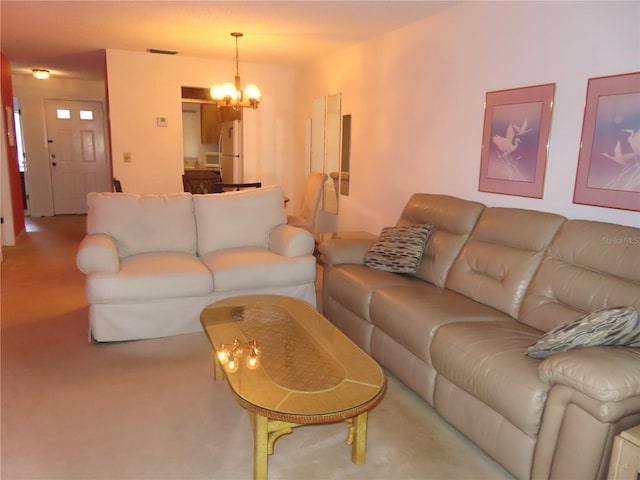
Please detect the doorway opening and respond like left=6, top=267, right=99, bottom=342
left=13, top=97, right=29, bottom=217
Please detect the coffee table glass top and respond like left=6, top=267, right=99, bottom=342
left=200, top=295, right=386, bottom=419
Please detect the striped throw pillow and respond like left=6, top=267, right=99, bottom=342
left=526, top=306, right=640, bottom=359
left=363, top=225, right=432, bottom=274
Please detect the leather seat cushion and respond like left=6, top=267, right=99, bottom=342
left=370, top=285, right=513, bottom=366
left=201, top=248, right=316, bottom=292
left=324, top=264, right=421, bottom=321
left=431, top=320, right=549, bottom=437
left=87, top=252, right=213, bottom=302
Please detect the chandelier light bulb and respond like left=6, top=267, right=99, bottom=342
left=210, top=84, right=225, bottom=100
left=222, top=82, right=239, bottom=100
left=243, top=84, right=261, bottom=101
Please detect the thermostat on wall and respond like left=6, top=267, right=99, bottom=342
left=157, top=116, right=168, bottom=127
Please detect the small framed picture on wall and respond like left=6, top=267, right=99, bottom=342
left=573, top=72, right=640, bottom=212
left=479, top=83, right=555, bottom=198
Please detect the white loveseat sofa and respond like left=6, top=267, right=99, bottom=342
left=76, top=186, right=317, bottom=342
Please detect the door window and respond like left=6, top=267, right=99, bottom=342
left=56, top=109, right=71, bottom=119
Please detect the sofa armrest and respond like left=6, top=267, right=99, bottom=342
left=318, top=236, right=377, bottom=266
left=76, top=234, right=120, bottom=274
left=269, top=224, right=314, bottom=257
left=538, top=346, right=640, bottom=404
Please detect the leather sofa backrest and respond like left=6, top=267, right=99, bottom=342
left=86, top=192, right=197, bottom=258
left=445, top=207, right=566, bottom=318
left=396, top=193, right=484, bottom=287
left=519, top=219, right=640, bottom=332
left=193, top=185, right=287, bottom=255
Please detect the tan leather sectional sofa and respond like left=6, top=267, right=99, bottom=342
left=319, top=193, right=640, bottom=480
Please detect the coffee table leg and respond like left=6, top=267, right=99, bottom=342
left=253, top=413, right=269, bottom=480
left=350, top=412, right=368, bottom=464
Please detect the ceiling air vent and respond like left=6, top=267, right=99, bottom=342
left=147, top=48, right=178, bottom=55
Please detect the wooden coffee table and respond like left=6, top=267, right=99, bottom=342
left=200, top=295, right=386, bottom=480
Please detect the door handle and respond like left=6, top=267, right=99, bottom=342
left=51, top=162, right=57, bottom=167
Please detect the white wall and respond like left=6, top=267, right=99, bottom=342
left=106, top=50, right=296, bottom=198
left=296, top=1, right=640, bottom=232
left=11, top=75, right=106, bottom=216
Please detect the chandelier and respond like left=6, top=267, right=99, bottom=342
left=210, top=32, right=261, bottom=109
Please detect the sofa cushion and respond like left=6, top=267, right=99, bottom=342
left=370, top=285, right=513, bottom=366
left=526, top=307, right=640, bottom=359
left=396, top=193, right=484, bottom=287
left=431, top=320, right=548, bottom=437
left=201, top=247, right=317, bottom=292
left=194, top=186, right=287, bottom=255
left=324, top=264, right=421, bottom=321
left=446, top=207, right=566, bottom=318
left=86, top=192, right=197, bottom=258
left=364, top=225, right=432, bottom=273
left=519, top=220, right=640, bottom=333
left=86, top=252, right=213, bottom=303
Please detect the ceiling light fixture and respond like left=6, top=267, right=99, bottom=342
left=32, top=69, right=50, bottom=80
left=210, top=32, right=261, bottom=110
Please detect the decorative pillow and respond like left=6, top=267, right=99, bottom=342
left=363, top=224, right=432, bottom=274
left=526, top=306, right=640, bottom=359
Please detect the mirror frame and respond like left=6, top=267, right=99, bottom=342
left=340, top=114, right=351, bottom=196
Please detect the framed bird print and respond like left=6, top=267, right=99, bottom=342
left=573, top=72, right=640, bottom=211
left=479, top=83, right=555, bottom=198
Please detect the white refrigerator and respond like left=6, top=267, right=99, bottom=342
left=218, top=120, right=243, bottom=183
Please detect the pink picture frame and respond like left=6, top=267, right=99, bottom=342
left=573, top=72, right=640, bottom=212
left=479, top=83, right=555, bottom=198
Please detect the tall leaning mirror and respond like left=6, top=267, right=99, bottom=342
left=323, top=93, right=341, bottom=214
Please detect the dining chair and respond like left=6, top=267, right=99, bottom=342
left=182, top=170, right=222, bottom=194
left=287, top=172, right=328, bottom=233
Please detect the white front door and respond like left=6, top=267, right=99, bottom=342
left=45, top=100, right=109, bottom=214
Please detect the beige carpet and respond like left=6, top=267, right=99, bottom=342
left=1, top=215, right=513, bottom=480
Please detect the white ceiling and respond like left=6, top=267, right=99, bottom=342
left=1, top=0, right=458, bottom=81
